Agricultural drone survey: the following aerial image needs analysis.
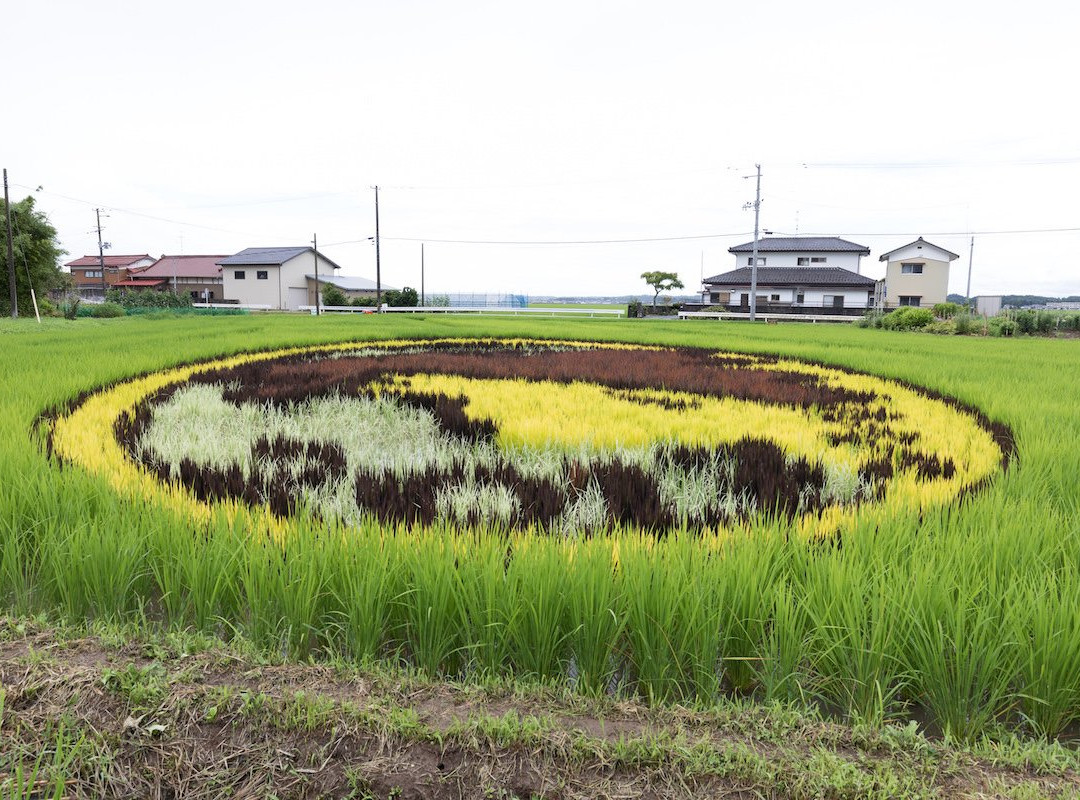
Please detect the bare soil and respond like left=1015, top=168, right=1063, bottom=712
left=1, top=620, right=1078, bottom=799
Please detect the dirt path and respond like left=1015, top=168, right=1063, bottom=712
left=1, top=620, right=1077, bottom=799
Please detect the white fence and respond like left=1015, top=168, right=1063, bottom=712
left=300, top=305, right=623, bottom=317
left=679, top=311, right=859, bottom=323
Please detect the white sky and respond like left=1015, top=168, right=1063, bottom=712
left=6, top=0, right=1079, bottom=297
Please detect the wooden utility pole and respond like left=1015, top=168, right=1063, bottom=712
left=312, top=232, right=320, bottom=316
left=4, top=169, right=16, bottom=318
left=95, top=208, right=108, bottom=297
left=374, top=186, right=382, bottom=310
left=748, top=164, right=762, bottom=322
left=420, top=242, right=425, bottom=307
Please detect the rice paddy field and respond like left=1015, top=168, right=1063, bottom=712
left=2, top=313, right=1080, bottom=798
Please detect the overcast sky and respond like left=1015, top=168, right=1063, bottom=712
left=6, top=0, right=1079, bottom=297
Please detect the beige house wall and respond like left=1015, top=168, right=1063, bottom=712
left=884, top=258, right=950, bottom=308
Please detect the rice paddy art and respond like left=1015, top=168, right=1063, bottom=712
left=51, top=338, right=1011, bottom=538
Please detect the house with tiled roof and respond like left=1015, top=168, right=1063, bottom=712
left=128, top=255, right=229, bottom=302
left=702, top=237, right=878, bottom=314
left=219, top=247, right=343, bottom=310
left=64, top=254, right=156, bottom=299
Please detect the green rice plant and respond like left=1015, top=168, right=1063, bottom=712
left=454, top=533, right=513, bottom=676
left=502, top=536, right=573, bottom=681
left=1010, top=570, right=1080, bottom=740
left=397, top=530, right=469, bottom=676
left=752, top=582, right=809, bottom=705
left=801, top=558, right=911, bottom=726
left=325, top=525, right=404, bottom=664
left=620, top=534, right=721, bottom=704
left=713, top=527, right=787, bottom=693
left=235, top=537, right=286, bottom=653
left=565, top=538, right=626, bottom=696
left=902, top=562, right=1019, bottom=741
left=274, top=514, right=335, bottom=659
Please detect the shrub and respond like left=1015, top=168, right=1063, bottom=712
left=953, top=314, right=976, bottom=335
left=321, top=285, right=348, bottom=307
left=350, top=296, right=377, bottom=307
left=988, top=316, right=1016, bottom=337
left=881, top=307, right=934, bottom=330
left=1036, top=312, right=1055, bottom=335
left=628, top=300, right=644, bottom=318
left=933, top=302, right=963, bottom=319
left=428, top=294, right=451, bottom=307
left=923, top=320, right=957, bottom=335
left=1014, top=310, right=1037, bottom=335
left=106, top=289, right=194, bottom=310
left=91, top=302, right=126, bottom=318
left=62, top=298, right=81, bottom=320
left=855, top=313, right=882, bottom=329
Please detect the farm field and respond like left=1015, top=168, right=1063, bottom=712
left=2, top=313, right=1080, bottom=798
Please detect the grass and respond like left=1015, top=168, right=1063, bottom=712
left=1, top=314, right=1079, bottom=747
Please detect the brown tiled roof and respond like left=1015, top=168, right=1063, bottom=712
left=65, top=255, right=153, bottom=268
left=136, top=255, right=228, bottom=279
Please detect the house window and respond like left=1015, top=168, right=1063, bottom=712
left=256, top=270, right=269, bottom=280
left=709, top=292, right=720, bottom=304
left=899, top=295, right=922, bottom=306
left=746, top=257, right=766, bottom=266
left=811, top=257, right=826, bottom=263
left=190, top=291, right=199, bottom=300
left=796, top=292, right=805, bottom=304
left=84, top=270, right=102, bottom=278
left=234, top=270, right=246, bottom=280
left=797, top=257, right=809, bottom=266
left=770, top=294, right=780, bottom=301
left=901, top=263, right=924, bottom=274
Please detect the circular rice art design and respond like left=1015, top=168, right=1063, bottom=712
left=49, top=338, right=1013, bottom=537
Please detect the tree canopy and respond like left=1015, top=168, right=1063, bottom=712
left=1, top=195, right=68, bottom=316
left=640, top=270, right=684, bottom=307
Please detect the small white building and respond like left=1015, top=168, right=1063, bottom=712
left=219, top=247, right=343, bottom=310
left=878, top=238, right=959, bottom=309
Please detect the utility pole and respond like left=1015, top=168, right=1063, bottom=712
left=95, top=208, right=108, bottom=297
left=312, top=232, right=320, bottom=316
left=4, top=169, right=16, bottom=318
left=420, top=242, right=425, bottom=306
left=965, top=236, right=975, bottom=308
left=743, top=164, right=763, bottom=321
left=373, top=186, right=382, bottom=310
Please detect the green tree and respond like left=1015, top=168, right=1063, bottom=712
left=1, top=195, right=68, bottom=316
left=383, top=287, right=419, bottom=307
left=640, top=270, right=684, bottom=308
left=321, top=283, right=348, bottom=307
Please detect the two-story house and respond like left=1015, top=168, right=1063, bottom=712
left=64, top=254, right=157, bottom=300
left=878, top=238, right=958, bottom=309
left=701, top=237, right=877, bottom=313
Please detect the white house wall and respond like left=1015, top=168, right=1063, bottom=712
left=223, top=265, right=283, bottom=307
left=733, top=251, right=864, bottom=272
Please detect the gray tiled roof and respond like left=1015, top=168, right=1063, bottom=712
left=306, top=274, right=396, bottom=292
left=728, top=237, right=870, bottom=255
left=702, top=267, right=878, bottom=287
left=218, top=247, right=344, bottom=271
